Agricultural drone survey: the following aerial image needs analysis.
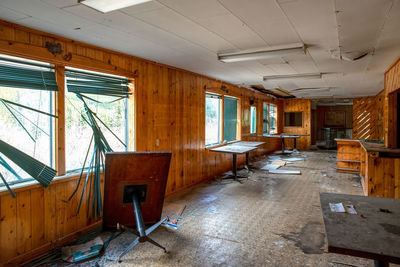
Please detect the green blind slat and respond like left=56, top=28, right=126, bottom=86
left=66, top=68, right=130, bottom=97
left=223, top=97, right=237, bottom=142
left=0, top=61, right=58, bottom=91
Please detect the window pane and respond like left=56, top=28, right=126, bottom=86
left=263, top=103, right=268, bottom=134
left=250, top=106, right=256, bottom=133
left=205, top=95, right=220, bottom=145
left=0, top=87, right=53, bottom=184
left=65, top=93, right=127, bottom=172
left=223, top=96, right=237, bottom=142
left=269, top=104, right=277, bottom=134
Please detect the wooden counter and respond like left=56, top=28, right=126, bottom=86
left=336, top=139, right=400, bottom=199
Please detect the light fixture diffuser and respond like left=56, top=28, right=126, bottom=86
left=263, top=73, right=322, bottom=81
left=79, top=0, right=152, bottom=13
left=218, top=43, right=306, bottom=63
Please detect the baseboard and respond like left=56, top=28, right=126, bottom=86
left=2, top=220, right=102, bottom=267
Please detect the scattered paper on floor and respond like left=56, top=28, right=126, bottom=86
left=329, top=202, right=357, bottom=214
left=269, top=170, right=301, bottom=175
left=261, top=164, right=280, bottom=170
left=285, top=158, right=304, bottom=162
left=271, top=160, right=286, bottom=166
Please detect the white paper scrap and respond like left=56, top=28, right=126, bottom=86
left=329, top=202, right=357, bottom=214
left=261, top=164, right=280, bottom=170
left=329, top=203, right=346, bottom=213
left=344, top=204, right=357, bottom=214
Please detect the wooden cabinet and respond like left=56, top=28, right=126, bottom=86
left=336, top=139, right=400, bottom=198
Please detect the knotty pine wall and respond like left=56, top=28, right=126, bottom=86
left=0, top=20, right=282, bottom=265
left=282, top=99, right=311, bottom=150
left=384, top=57, right=400, bottom=148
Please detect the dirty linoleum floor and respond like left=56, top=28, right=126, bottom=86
left=58, top=151, right=382, bottom=266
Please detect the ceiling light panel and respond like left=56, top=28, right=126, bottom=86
left=263, top=73, right=322, bottom=81
left=218, top=43, right=306, bottom=63
left=79, top=0, right=152, bottom=13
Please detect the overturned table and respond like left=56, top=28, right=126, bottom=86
left=210, top=145, right=257, bottom=183
left=320, top=193, right=400, bottom=267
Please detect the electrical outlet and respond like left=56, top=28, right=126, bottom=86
left=156, top=138, right=160, bottom=146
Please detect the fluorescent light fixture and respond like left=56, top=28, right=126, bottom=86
left=263, top=73, right=322, bottom=81
left=79, top=0, right=152, bottom=13
left=218, top=43, right=306, bottom=63
left=291, top=87, right=331, bottom=92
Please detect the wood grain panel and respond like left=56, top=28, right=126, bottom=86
left=352, top=97, right=378, bottom=139
left=282, top=99, right=311, bottom=150
left=0, top=19, right=282, bottom=265
left=384, top=57, right=400, bottom=148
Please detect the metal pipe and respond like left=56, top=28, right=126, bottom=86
left=132, top=193, right=147, bottom=242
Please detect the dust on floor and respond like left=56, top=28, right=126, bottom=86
left=36, top=151, right=386, bottom=267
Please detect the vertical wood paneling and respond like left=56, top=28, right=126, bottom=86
left=44, top=184, right=56, bottom=243
left=16, top=191, right=31, bottom=255
left=0, top=20, right=281, bottom=265
left=31, top=188, right=45, bottom=248
left=0, top=194, right=17, bottom=262
left=384, top=57, right=400, bottom=148
left=283, top=99, right=311, bottom=150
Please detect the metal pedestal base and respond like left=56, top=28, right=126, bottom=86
left=222, top=154, right=248, bottom=183
left=118, top=193, right=168, bottom=262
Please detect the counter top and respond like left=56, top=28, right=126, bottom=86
left=335, top=139, right=400, bottom=156
left=335, top=138, right=361, bottom=142
left=359, top=140, right=400, bottom=154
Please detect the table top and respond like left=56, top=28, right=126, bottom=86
left=282, top=133, right=310, bottom=137
left=229, top=141, right=265, bottom=147
left=210, top=145, right=257, bottom=154
left=320, top=193, right=400, bottom=264
left=265, top=134, right=300, bottom=139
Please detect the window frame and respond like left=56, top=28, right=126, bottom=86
left=64, top=67, right=131, bottom=173
left=0, top=56, right=57, bottom=186
left=205, top=92, right=222, bottom=147
left=223, top=95, right=239, bottom=143
left=250, top=105, right=257, bottom=134
left=262, top=102, right=278, bottom=135
left=268, top=103, right=278, bottom=134
left=0, top=56, right=136, bottom=191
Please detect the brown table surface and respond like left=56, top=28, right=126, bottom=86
left=320, top=193, right=400, bottom=264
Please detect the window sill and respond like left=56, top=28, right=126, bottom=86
left=0, top=171, right=100, bottom=197
left=205, top=140, right=240, bottom=150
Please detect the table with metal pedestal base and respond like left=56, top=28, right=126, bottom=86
left=210, top=145, right=257, bottom=183
left=320, top=193, right=400, bottom=267
left=117, top=193, right=168, bottom=262
left=266, top=134, right=301, bottom=154
left=226, top=141, right=265, bottom=170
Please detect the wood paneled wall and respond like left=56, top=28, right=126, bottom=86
left=316, top=105, right=353, bottom=130
left=282, top=99, right=311, bottom=150
left=384, top=57, right=400, bottom=148
left=0, top=20, right=282, bottom=265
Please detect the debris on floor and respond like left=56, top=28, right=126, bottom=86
left=271, top=160, right=286, bottom=166
left=61, top=237, right=103, bottom=263
left=269, top=170, right=301, bottom=175
left=161, top=202, right=186, bottom=231
left=161, top=202, right=186, bottom=220
left=329, top=203, right=357, bottom=214
left=268, top=155, right=282, bottom=161
left=285, top=157, right=304, bottom=162
left=261, top=164, right=281, bottom=170
left=162, top=221, right=181, bottom=231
